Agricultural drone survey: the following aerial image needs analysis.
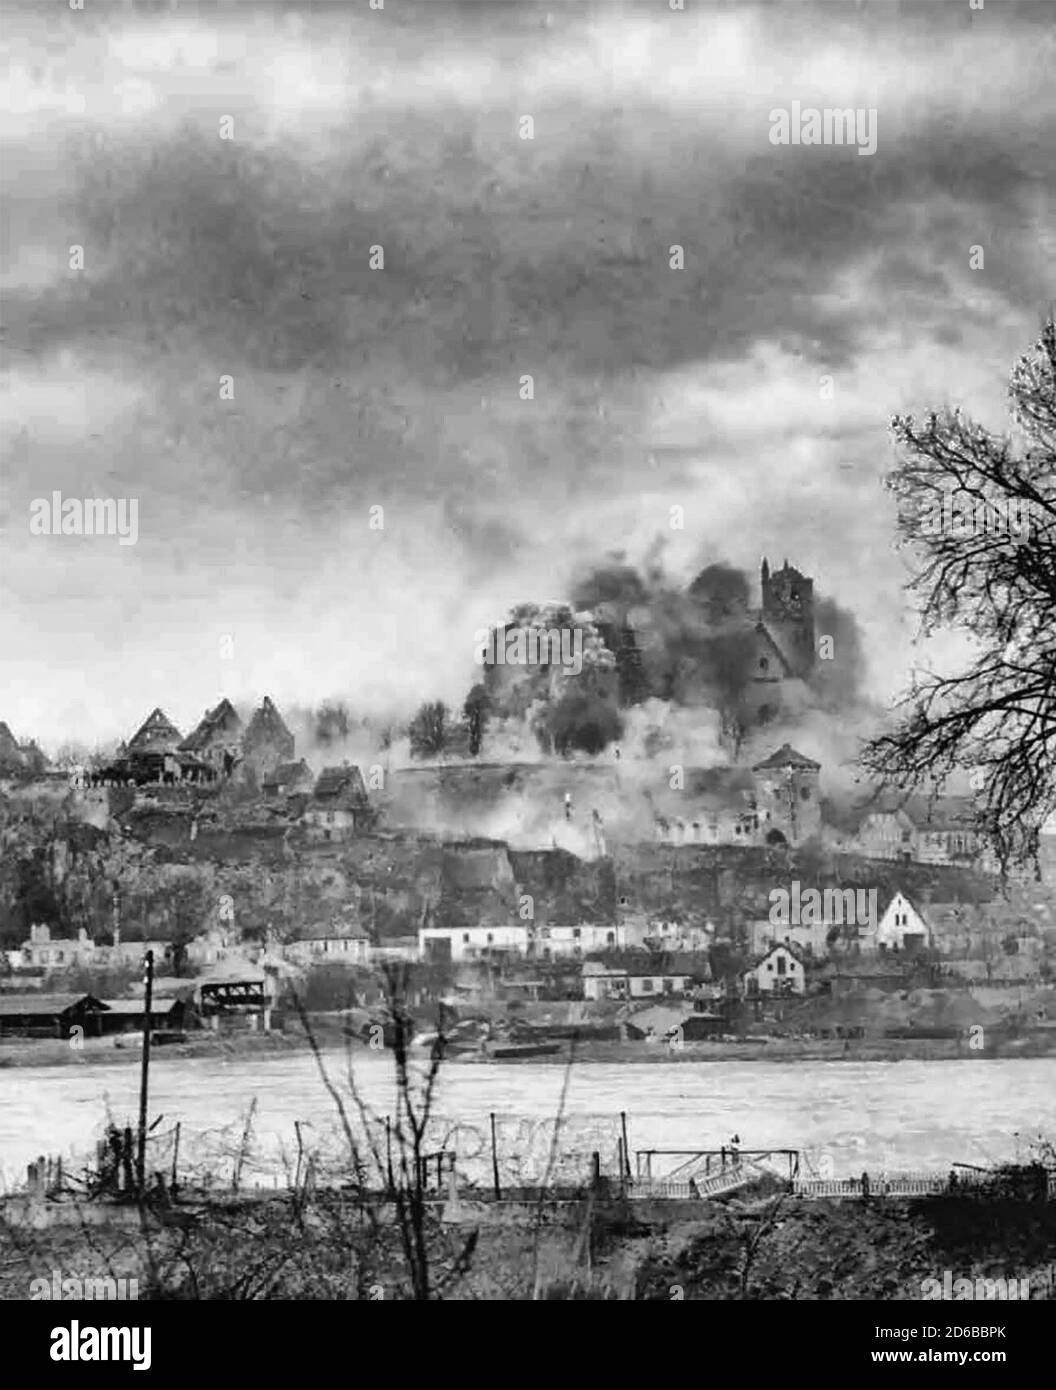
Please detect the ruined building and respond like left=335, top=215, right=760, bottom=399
left=241, top=696, right=295, bottom=780
left=179, top=698, right=244, bottom=775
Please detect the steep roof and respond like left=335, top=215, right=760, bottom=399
left=311, top=764, right=370, bottom=809
left=244, top=696, right=293, bottom=749
left=126, top=707, right=183, bottom=753
left=752, top=742, right=821, bottom=773
left=747, top=941, right=808, bottom=970
left=0, top=722, right=21, bottom=757
left=263, top=759, right=313, bottom=788
left=179, top=698, right=243, bottom=753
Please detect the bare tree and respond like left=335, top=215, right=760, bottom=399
left=861, top=316, right=1056, bottom=872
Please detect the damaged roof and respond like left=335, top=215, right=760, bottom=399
left=311, top=764, right=370, bottom=809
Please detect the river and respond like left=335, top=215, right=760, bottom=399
left=2, top=1052, right=1053, bottom=1189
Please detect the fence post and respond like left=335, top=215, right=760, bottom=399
left=490, top=1112, right=501, bottom=1200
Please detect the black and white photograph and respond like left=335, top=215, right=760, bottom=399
left=1, top=0, right=1054, bottom=1343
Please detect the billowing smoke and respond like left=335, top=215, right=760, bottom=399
left=285, top=552, right=879, bottom=850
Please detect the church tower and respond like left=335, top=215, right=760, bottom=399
left=760, top=557, right=816, bottom=677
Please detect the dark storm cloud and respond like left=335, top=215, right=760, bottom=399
left=1, top=0, right=1054, bottom=741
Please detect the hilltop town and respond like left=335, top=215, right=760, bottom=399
left=3, top=661, right=1056, bottom=1058
left=2, top=560, right=1055, bottom=1056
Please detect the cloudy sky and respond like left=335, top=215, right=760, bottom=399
left=1, top=0, right=1053, bottom=749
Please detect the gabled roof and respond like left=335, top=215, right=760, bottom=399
left=244, top=696, right=293, bottom=749
left=99, top=998, right=183, bottom=1015
left=0, top=993, right=105, bottom=1017
left=179, top=698, right=243, bottom=753
left=747, top=941, right=808, bottom=970
left=752, top=742, right=821, bottom=773
left=880, top=890, right=927, bottom=923
left=127, top=707, right=183, bottom=753
left=0, top=722, right=22, bottom=756
left=263, top=759, right=313, bottom=788
left=311, top=764, right=370, bottom=809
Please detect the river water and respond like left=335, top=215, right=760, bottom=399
left=2, top=1052, right=1053, bottom=1189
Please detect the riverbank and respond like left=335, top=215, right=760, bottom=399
left=3, top=1183, right=1054, bottom=1300
left=3, top=1024, right=1055, bottom=1068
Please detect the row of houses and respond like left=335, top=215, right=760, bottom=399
left=9, top=883, right=1043, bottom=978
left=85, top=698, right=296, bottom=787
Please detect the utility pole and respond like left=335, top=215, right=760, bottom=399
left=136, top=949, right=154, bottom=1194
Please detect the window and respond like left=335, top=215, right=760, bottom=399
left=759, top=657, right=769, bottom=671
left=777, top=955, right=786, bottom=975
left=606, top=931, right=615, bottom=945
left=486, top=933, right=493, bottom=944
left=462, top=933, right=470, bottom=944
left=800, top=786, right=810, bottom=801
left=572, top=928, right=581, bottom=940
left=767, top=962, right=774, bottom=972
left=641, top=979, right=654, bottom=992
left=542, top=928, right=551, bottom=939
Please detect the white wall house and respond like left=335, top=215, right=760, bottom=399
left=627, top=971, right=693, bottom=999
left=868, top=892, right=931, bottom=953
left=645, top=920, right=714, bottom=952
left=581, top=962, right=693, bottom=1000
left=742, top=943, right=806, bottom=996
left=528, top=923, right=623, bottom=958
left=419, top=925, right=529, bottom=962
left=284, top=927, right=371, bottom=966
left=581, top=963, right=629, bottom=1001
left=17, top=924, right=97, bottom=971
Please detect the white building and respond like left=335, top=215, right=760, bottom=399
left=528, top=923, right=624, bottom=958
left=865, top=891, right=931, bottom=953
left=284, top=924, right=372, bottom=966
left=418, top=922, right=625, bottom=963
left=419, top=924, right=529, bottom=963
left=17, top=924, right=97, bottom=971
left=580, top=961, right=694, bottom=1001
left=742, top=943, right=806, bottom=996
